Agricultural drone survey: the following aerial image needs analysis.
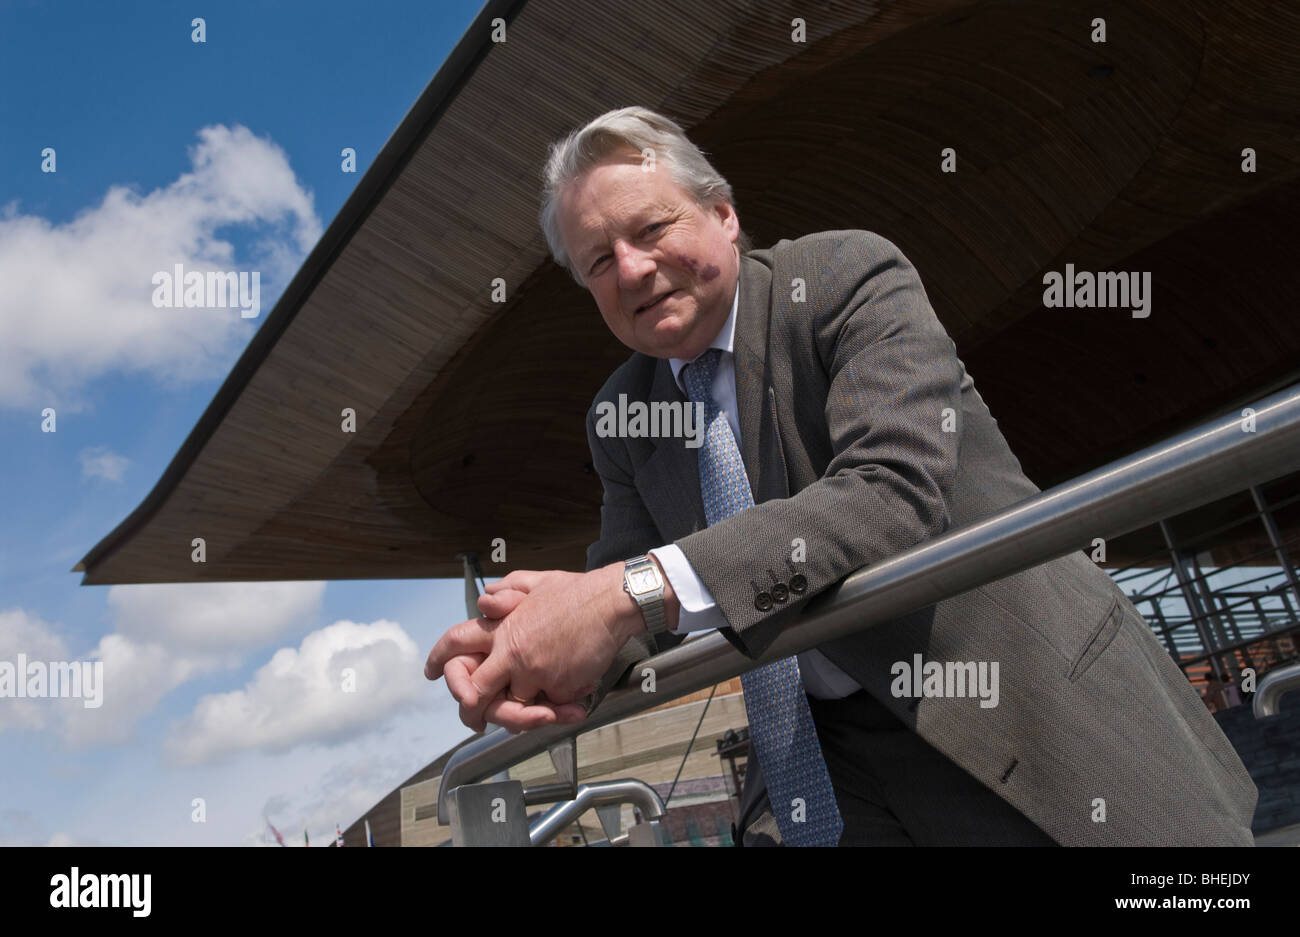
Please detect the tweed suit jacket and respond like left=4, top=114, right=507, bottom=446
left=583, top=229, right=1257, bottom=846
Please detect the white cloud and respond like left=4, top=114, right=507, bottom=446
left=77, top=446, right=129, bottom=483
left=252, top=751, right=423, bottom=847
left=0, top=611, right=211, bottom=746
left=1, top=582, right=325, bottom=746
left=0, top=609, right=71, bottom=732
left=107, top=581, right=324, bottom=655
left=0, top=609, right=70, bottom=660
left=0, top=123, right=321, bottom=412
left=166, top=619, right=429, bottom=765
left=57, top=632, right=210, bottom=748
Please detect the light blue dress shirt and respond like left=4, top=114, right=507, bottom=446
left=647, top=282, right=862, bottom=699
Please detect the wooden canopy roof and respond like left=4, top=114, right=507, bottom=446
left=77, top=0, right=1300, bottom=585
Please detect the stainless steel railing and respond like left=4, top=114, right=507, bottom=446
left=1253, top=661, right=1300, bottom=717
left=437, top=382, right=1300, bottom=825
left=527, top=779, right=665, bottom=846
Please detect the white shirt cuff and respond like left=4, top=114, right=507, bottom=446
left=648, top=544, right=728, bottom=634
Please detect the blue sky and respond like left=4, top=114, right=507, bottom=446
left=0, top=0, right=490, bottom=846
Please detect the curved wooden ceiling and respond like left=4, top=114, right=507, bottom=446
left=78, top=0, right=1300, bottom=584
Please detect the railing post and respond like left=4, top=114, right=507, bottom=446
left=446, top=780, right=531, bottom=846
left=527, top=779, right=666, bottom=846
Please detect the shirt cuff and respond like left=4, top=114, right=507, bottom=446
left=648, top=544, right=728, bottom=634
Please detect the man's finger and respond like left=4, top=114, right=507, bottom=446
left=479, top=698, right=588, bottom=733
left=459, top=700, right=488, bottom=734
left=551, top=701, right=589, bottom=725
left=443, top=654, right=485, bottom=706
left=477, top=588, right=526, bottom=618
left=483, top=570, right=546, bottom=595
left=424, top=618, right=495, bottom=680
left=462, top=650, right=515, bottom=716
left=482, top=697, right=560, bottom=734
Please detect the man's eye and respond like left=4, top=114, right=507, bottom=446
left=588, top=225, right=663, bottom=272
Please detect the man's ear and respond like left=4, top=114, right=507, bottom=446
left=709, top=199, right=740, bottom=241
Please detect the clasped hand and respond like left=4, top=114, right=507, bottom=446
left=423, top=566, right=634, bottom=734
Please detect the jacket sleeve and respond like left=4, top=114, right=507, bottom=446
left=673, top=230, right=965, bottom=659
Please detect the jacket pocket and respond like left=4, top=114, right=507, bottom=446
left=1068, top=597, right=1122, bottom=682
left=767, top=386, right=790, bottom=483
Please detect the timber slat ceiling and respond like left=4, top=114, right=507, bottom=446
left=78, top=0, right=1300, bottom=584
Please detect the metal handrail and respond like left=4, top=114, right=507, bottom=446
left=527, top=779, right=665, bottom=846
left=437, top=382, right=1300, bottom=824
left=1253, top=661, right=1300, bottom=717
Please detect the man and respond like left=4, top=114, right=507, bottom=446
left=424, top=106, right=1258, bottom=846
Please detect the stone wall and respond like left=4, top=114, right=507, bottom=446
left=1214, top=704, right=1300, bottom=833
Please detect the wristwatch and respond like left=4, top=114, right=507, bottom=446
left=623, top=555, right=669, bottom=636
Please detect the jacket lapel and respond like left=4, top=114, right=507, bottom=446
left=733, top=254, right=783, bottom=503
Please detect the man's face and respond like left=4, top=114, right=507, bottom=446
left=557, top=150, right=740, bottom=360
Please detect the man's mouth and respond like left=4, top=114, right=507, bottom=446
left=636, top=290, right=678, bottom=314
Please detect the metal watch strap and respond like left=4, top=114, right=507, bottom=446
left=624, top=555, right=668, bottom=636
left=638, top=592, right=668, bottom=635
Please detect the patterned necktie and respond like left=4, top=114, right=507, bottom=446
left=681, top=348, right=843, bottom=847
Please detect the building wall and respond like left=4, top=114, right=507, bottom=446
left=402, top=690, right=750, bottom=846
left=1213, top=704, right=1300, bottom=834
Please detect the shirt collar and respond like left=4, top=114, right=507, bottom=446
left=668, top=279, right=739, bottom=395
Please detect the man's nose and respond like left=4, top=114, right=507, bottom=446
left=615, top=241, right=656, bottom=286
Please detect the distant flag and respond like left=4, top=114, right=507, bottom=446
left=304, top=827, right=310, bottom=848
left=266, top=818, right=286, bottom=847
left=336, top=824, right=344, bottom=847
left=365, top=819, right=374, bottom=847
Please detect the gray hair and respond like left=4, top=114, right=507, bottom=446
left=538, top=106, right=753, bottom=286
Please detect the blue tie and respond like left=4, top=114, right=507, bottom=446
left=682, top=348, right=843, bottom=847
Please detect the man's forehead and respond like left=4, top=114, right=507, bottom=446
left=565, top=179, right=685, bottom=254
left=571, top=194, right=672, bottom=236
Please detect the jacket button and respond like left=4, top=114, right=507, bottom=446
left=770, top=582, right=789, bottom=603
left=789, top=574, right=808, bottom=595
left=754, top=592, right=773, bottom=612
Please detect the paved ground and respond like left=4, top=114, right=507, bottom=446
left=1255, top=822, right=1300, bottom=846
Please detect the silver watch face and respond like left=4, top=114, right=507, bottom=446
left=627, top=566, right=661, bottom=596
